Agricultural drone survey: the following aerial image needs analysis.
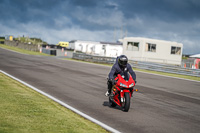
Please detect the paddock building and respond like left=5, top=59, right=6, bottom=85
left=122, top=37, right=183, bottom=65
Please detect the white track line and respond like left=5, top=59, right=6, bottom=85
left=0, top=70, right=121, bottom=133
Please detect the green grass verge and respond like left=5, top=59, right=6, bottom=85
left=0, top=73, right=108, bottom=133
left=14, top=37, right=47, bottom=45
left=64, top=58, right=200, bottom=81
left=0, top=44, right=50, bottom=56
left=133, top=68, right=200, bottom=81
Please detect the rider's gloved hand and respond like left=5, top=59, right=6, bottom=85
left=109, top=78, right=115, bottom=85
left=112, top=80, right=116, bottom=85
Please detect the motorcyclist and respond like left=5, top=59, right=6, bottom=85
left=105, top=55, right=136, bottom=96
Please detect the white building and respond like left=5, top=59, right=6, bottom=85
left=68, top=40, right=123, bottom=57
left=68, top=40, right=100, bottom=53
left=99, top=42, right=122, bottom=57
left=122, top=37, right=183, bottom=65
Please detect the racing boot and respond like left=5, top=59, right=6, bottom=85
left=105, top=90, right=110, bottom=97
left=105, top=80, right=113, bottom=97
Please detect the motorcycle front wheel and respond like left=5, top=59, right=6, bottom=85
left=123, top=92, right=130, bottom=112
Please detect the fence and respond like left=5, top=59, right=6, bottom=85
left=72, top=53, right=200, bottom=77
left=181, top=59, right=198, bottom=69
left=42, top=48, right=57, bottom=56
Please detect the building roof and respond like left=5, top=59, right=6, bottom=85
left=189, top=54, right=200, bottom=58
left=124, top=37, right=183, bottom=46
left=100, top=41, right=122, bottom=45
left=69, top=40, right=122, bottom=45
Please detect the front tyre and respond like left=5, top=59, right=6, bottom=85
left=123, top=92, right=130, bottom=112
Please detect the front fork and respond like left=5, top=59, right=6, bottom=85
left=120, top=89, right=132, bottom=103
left=120, top=90, right=125, bottom=103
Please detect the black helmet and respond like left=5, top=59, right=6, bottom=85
left=118, top=55, right=128, bottom=67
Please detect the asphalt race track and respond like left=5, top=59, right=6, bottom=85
left=0, top=47, right=200, bottom=133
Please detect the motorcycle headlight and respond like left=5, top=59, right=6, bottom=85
left=129, top=83, right=134, bottom=87
left=120, top=83, right=127, bottom=87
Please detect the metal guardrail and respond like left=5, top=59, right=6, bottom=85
left=73, top=53, right=116, bottom=64
left=73, top=53, right=200, bottom=77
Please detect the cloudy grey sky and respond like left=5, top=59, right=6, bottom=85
left=0, top=0, right=200, bottom=54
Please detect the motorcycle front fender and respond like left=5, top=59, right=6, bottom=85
left=123, top=89, right=132, bottom=98
left=123, top=89, right=130, bottom=93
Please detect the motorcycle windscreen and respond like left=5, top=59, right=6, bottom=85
left=120, top=71, right=130, bottom=81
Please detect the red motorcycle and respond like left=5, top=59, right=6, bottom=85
left=109, top=73, right=137, bottom=112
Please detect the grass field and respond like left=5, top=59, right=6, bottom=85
left=0, top=72, right=108, bottom=133
left=14, top=37, right=47, bottom=45
left=0, top=44, right=50, bottom=56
